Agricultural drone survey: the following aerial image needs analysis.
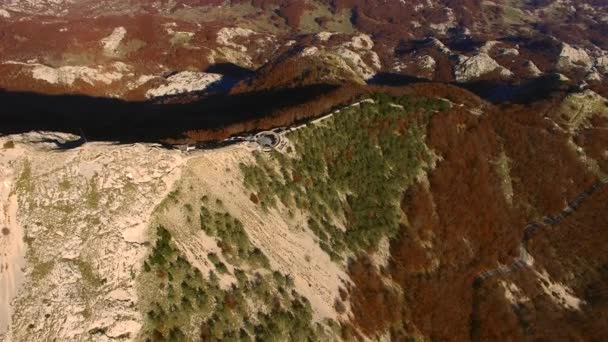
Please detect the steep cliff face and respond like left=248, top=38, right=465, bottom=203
left=1, top=88, right=607, bottom=341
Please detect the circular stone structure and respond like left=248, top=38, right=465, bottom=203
left=254, top=131, right=281, bottom=150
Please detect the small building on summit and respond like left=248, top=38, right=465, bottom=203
left=254, top=131, right=281, bottom=151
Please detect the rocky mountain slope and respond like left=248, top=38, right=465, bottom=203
left=1, top=86, right=607, bottom=341
left=2, top=1, right=608, bottom=341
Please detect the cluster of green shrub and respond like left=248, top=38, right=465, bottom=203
left=140, top=216, right=331, bottom=340
left=141, top=226, right=208, bottom=340
left=240, top=94, right=448, bottom=259
left=200, top=206, right=270, bottom=268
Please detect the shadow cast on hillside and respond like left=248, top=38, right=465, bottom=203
left=368, top=72, right=428, bottom=86
left=204, top=63, right=256, bottom=79
left=460, top=74, right=571, bottom=104
left=0, top=84, right=338, bottom=143
left=369, top=71, right=569, bottom=105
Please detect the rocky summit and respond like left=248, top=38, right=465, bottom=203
left=1, top=1, right=608, bottom=342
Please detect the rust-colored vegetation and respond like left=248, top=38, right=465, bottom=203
left=347, top=86, right=608, bottom=340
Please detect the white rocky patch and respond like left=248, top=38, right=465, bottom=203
left=336, top=47, right=377, bottom=80
left=3, top=0, right=75, bottom=15
left=393, top=59, right=407, bottom=72
left=216, top=27, right=255, bottom=52
left=479, top=40, right=499, bottom=54
left=163, top=22, right=177, bottom=35
left=501, top=281, right=530, bottom=304
left=369, top=50, right=382, bottom=70
left=370, top=236, right=391, bottom=269
left=333, top=34, right=381, bottom=79
left=454, top=53, right=513, bottom=82
left=1, top=61, right=169, bottom=97
left=557, top=73, right=571, bottom=82
left=34, top=65, right=123, bottom=86
left=418, top=55, right=436, bottom=71
left=300, top=46, right=319, bottom=57
left=498, top=47, right=519, bottom=56
left=595, top=55, right=608, bottom=74
left=214, top=27, right=276, bottom=68
left=301, top=33, right=382, bottom=81
left=347, top=34, right=374, bottom=50
left=586, top=70, right=602, bottom=82
left=0, top=9, right=11, bottom=18
left=2, top=61, right=126, bottom=86
left=558, top=43, right=592, bottom=70
left=316, top=31, right=334, bottom=42
left=145, top=71, right=223, bottom=98
left=101, top=27, right=127, bottom=57
left=536, top=270, right=585, bottom=310
left=524, top=60, right=542, bottom=77
left=519, top=245, right=535, bottom=267
left=111, top=61, right=131, bottom=73
left=127, top=75, right=157, bottom=91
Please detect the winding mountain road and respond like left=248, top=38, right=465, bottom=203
left=475, top=177, right=608, bottom=284
left=470, top=177, right=607, bottom=341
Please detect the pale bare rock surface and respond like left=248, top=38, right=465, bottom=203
left=216, top=27, right=255, bottom=52
left=454, top=53, right=512, bottom=82
left=596, top=55, right=608, bottom=73
left=300, top=46, right=320, bottom=57
left=335, top=47, right=378, bottom=80
left=418, top=55, right=436, bottom=71
left=214, top=27, right=277, bottom=67
left=370, top=236, right=391, bottom=269
left=3, top=61, right=125, bottom=86
left=336, top=34, right=381, bottom=79
left=536, top=270, right=585, bottom=311
left=316, top=31, right=334, bottom=41
left=0, top=141, right=27, bottom=339
left=3, top=0, right=75, bottom=15
left=301, top=33, right=382, bottom=82
left=500, top=281, right=529, bottom=304
left=101, top=27, right=127, bottom=57
left=557, top=43, right=592, bottom=71
left=1, top=135, right=185, bottom=342
left=479, top=40, right=499, bottom=54
left=524, top=60, right=542, bottom=76
left=145, top=71, right=223, bottom=98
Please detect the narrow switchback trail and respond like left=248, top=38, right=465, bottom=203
left=475, top=177, right=608, bottom=283
left=470, top=177, right=608, bottom=342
